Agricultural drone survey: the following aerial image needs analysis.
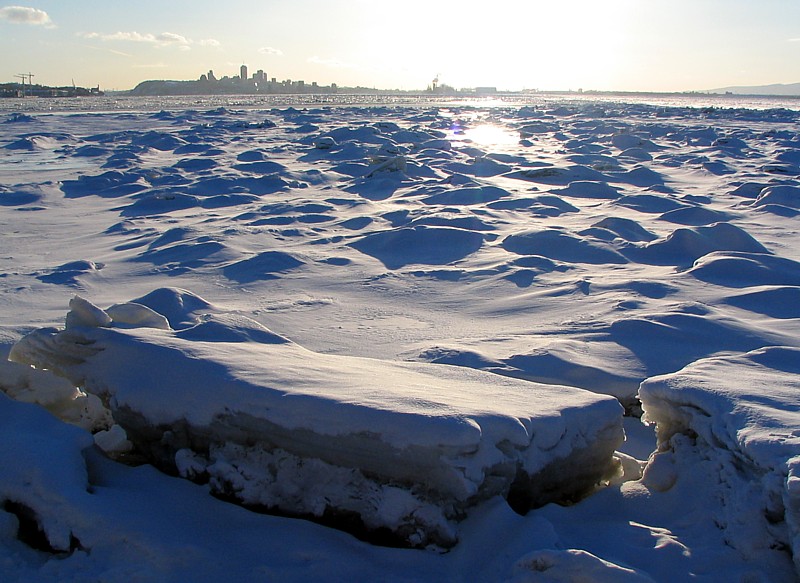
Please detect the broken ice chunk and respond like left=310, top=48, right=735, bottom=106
left=11, top=293, right=625, bottom=547
left=65, top=295, right=112, bottom=329
left=639, top=346, right=800, bottom=575
left=106, top=302, right=171, bottom=330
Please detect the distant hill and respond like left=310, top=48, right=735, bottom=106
left=129, top=80, right=243, bottom=96
left=710, top=82, right=800, bottom=96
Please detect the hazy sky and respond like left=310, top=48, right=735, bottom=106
left=1, top=0, right=799, bottom=92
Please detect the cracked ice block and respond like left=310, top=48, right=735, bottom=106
left=10, top=293, right=624, bottom=547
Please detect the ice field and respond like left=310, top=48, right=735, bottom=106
left=1, top=95, right=799, bottom=581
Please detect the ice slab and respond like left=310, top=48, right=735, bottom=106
left=639, top=346, right=800, bottom=575
left=10, top=293, right=624, bottom=547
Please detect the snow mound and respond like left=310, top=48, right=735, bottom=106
left=0, top=183, right=56, bottom=207
left=222, top=251, right=305, bottom=283
left=611, top=133, right=659, bottom=152
left=4, top=135, right=62, bottom=151
left=623, top=223, right=770, bottom=266
left=37, top=259, right=105, bottom=286
left=658, top=205, right=730, bottom=226
left=752, top=185, right=800, bottom=210
left=591, top=217, right=656, bottom=242
left=688, top=251, right=800, bottom=288
left=349, top=226, right=485, bottom=269
left=639, top=347, right=800, bottom=576
left=551, top=181, right=621, bottom=200
left=502, top=228, right=628, bottom=265
left=9, top=294, right=624, bottom=548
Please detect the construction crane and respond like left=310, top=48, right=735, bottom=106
left=14, top=73, right=34, bottom=96
left=14, top=73, right=27, bottom=97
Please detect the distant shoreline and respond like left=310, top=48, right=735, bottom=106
left=0, top=82, right=103, bottom=98
left=123, top=81, right=800, bottom=100
left=3, top=78, right=799, bottom=101
left=121, top=76, right=800, bottom=99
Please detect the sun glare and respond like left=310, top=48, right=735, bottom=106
left=461, top=124, right=519, bottom=147
left=407, top=0, right=631, bottom=91
left=446, top=119, right=520, bottom=148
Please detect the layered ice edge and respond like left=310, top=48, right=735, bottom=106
left=10, top=292, right=625, bottom=547
left=639, top=346, right=800, bottom=573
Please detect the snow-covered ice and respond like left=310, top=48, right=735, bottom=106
left=640, top=346, right=800, bottom=574
left=10, top=293, right=624, bottom=547
left=1, top=94, right=800, bottom=580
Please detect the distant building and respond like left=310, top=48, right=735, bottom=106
left=149, top=66, right=342, bottom=96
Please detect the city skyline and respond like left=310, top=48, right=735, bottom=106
left=1, top=1, right=800, bottom=92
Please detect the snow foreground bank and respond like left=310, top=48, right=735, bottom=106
left=640, top=346, right=800, bottom=574
left=10, top=291, right=624, bottom=547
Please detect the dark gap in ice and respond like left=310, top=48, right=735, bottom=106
left=210, top=490, right=416, bottom=549
left=506, top=448, right=620, bottom=516
left=3, top=500, right=83, bottom=555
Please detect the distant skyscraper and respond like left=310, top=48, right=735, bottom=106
left=240, top=64, right=248, bottom=81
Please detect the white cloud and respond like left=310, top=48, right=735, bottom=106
left=156, top=32, right=188, bottom=45
left=0, top=5, right=52, bottom=26
left=307, top=55, right=356, bottom=69
left=198, top=38, right=221, bottom=47
left=81, top=31, right=154, bottom=43
left=79, top=30, right=193, bottom=49
left=258, top=46, right=283, bottom=56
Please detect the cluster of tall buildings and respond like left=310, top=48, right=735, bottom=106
left=198, top=65, right=333, bottom=94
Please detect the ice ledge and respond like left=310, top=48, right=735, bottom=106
left=10, top=292, right=624, bottom=547
left=639, top=346, right=800, bottom=575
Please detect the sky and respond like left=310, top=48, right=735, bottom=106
left=1, top=0, right=799, bottom=92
